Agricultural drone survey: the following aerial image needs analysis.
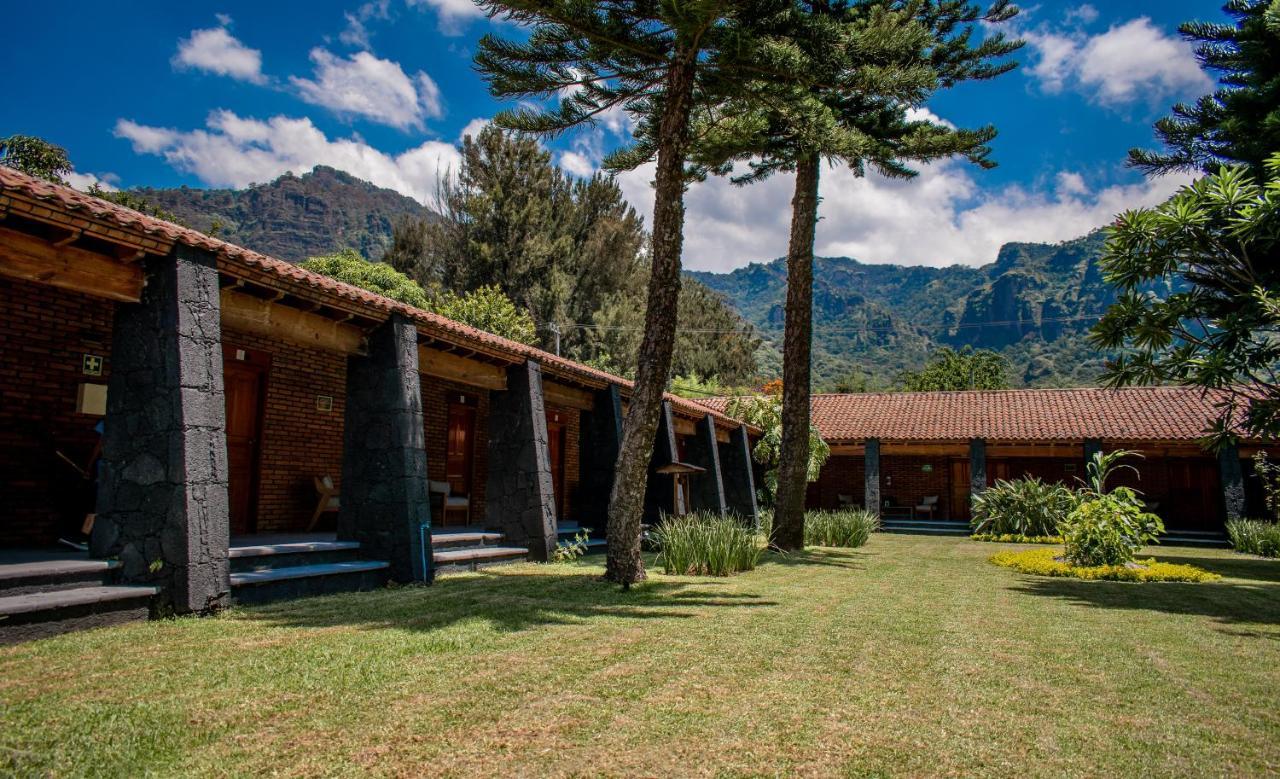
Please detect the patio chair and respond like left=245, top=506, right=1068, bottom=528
left=837, top=493, right=857, bottom=508
left=306, top=476, right=340, bottom=531
left=429, top=480, right=470, bottom=526
left=915, top=495, right=939, bottom=520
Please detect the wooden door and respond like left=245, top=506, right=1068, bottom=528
left=546, top=411, right=566, bottom=519
left=950, top=460, right=971, bottom=522
left=445, top=398, right=476, bottom=526
left=223, top=345, right=268, bottom=536
left=1164, top=459, right=1221, bottom=531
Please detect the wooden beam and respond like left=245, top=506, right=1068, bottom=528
left=0, top=225, right=143, bottom=302
left=543, top=380, right=594, bottom=411
left=673, top=417, right=696, bottom=436
left=418, top=345, right=508, bottom=391
left=221, top=288, right=366, bottom=354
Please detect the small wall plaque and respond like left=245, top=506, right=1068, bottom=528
left=82, top=353, right=103, bottom=377
left=316, top=395, right=333, bottom=412
left=921, top=464, right=933, bottom=473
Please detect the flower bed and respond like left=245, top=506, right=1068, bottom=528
left=990, top=547, right=1220, bottom=583
left=970, top=533, right=1063, bottom=544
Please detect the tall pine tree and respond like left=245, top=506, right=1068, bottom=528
left=475, top=0, right=807, bottom=585
left=690, top=0, right=1021, bottom=549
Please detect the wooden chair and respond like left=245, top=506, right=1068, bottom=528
left=915, top=495, right=939, bottom=520
left=307, top=476, right=340, bottom=531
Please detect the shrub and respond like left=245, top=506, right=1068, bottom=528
left=970, top=477, right=1079, bottom=537
left=970, top=533, right=1063, bottom=544
left=1226, top=519, right=1280, bottom=558
left=990, top=547, right=1220, bottom=583
left=1060, top=490, right=1164, bottom=567
left=804, top=509, right=878, bottom=548
left=652, top=512, right=763, bottom=576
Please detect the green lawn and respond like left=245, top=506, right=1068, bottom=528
left=3, top=535, right=1279, bottom=777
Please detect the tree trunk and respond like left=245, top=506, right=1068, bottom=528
left=604, top=55, right=699, bottom=586
left=772, top=153, right=821, bottom=551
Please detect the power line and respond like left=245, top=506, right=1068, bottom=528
left=547, top=312, right=1107, bottom=336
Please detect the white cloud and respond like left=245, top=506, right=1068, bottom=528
left=339, top=0, right=390, bottom=49
left=114, top=110, right=460, bottom=205
left=457, top=117, right=490, bottom=142
left=1064, top=4, right=1099, bottom=25
left=617, top=158, right=1195, bottom=272
left=1022, top=16, right=1211, bottom=107
left=905, top=106, right=955, bottom=129
left=406, top=0, right=484, bottom=35
left=558, top=150, right=596, bottom=178
left=172, top=21, right=266, bottom=85
left=64, top=170, right=117, bottom=192
left=290, top=48, right=444, bottom=130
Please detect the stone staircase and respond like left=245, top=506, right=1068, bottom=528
left=878, top=518, right=971, bottom=537
left=229, top=538, right=390, bottom=605
left=0, top=555, right=157, bottom=645
left=431, top=530, right=529, bottom=573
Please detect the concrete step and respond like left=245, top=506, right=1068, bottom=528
left=879, top=522, right=970, bottom=537
left=1158, top=533, right=1230, bottom=548
left=0, top=585, right=157, bottom=645
left=228, top=540, right=362, bottom=573
left=0, top=558, right=121, bottom=596
left=230, top=561, right=391, bottom=605
left=431, top=531, right=505, bottom=549
left=433, top=545, right=528, bottom=574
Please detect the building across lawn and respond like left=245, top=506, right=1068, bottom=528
left=704, top=388, right=1272, bottom=538
left=0, top=165, right=758, bottom=629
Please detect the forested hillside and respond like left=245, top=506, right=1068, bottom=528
left=690, top=231, right=1172, bottom=390
left=133, top=166, right=433, bottom=262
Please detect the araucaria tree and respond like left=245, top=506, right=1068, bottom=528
left=691, top=0, right=1021, bottom=549
left=475, top=0, right=803, bottom=585
left=1127, top=0, right=1280, bottom=177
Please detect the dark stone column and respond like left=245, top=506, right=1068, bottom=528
left=970, top=438, right=987, bottom=500
left=1084, top=438, right=1102, bottom=472
left=720, top=424, right=760, bottom=528
left=91, top=245, right=230, bottom=615
left=686, top=414, right=727, bottom=514
left=338, top=313, right=432, bottom=583
left=484, top=360, right=557, bottom=561
left=864, top=438, right=881, bottom=517
left=1219, top=442, right=1246, bottom=522
left=644, top=401, right=682, bottom=521
left=579, top=384, right=623, bottom=533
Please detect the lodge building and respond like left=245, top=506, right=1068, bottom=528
left=0, top=166, right=758, bottom=639
left=711, top=389, right=1266, bottom=541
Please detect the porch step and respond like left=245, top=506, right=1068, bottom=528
left=0, top=585, right=157, bottom=645
left=433, top=545, right=528, bottom=573
left=430, top=531, right=506, bottom=550
left=1158, top=530, right=1230, bottom=548
left=0, top=558, right=121, bottom=596
left=230, top=561, right=391, bottom=605
left=879, top=519, right=970, bottom=537
left=229, top=540, right=362, bottom=573
left=557, top=524, right=606, bottom=553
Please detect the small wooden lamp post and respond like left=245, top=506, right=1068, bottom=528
left=655, top=462, right=706, bottom=516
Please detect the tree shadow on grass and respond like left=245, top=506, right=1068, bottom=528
left=235, top=568, right=777, bottom=636
left=1010, top=568, right=1280, bottom=633
left=759, top=547, right=871, bottom=571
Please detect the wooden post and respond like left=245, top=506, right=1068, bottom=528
left=1219, top=442, right=1246, bottom=522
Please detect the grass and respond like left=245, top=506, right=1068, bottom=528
left=2, top=535, right=1279, bottom=776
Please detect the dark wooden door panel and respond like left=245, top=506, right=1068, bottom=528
left=223, top=345, right=268, bottom=536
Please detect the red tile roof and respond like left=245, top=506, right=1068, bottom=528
left=0, top=166, right=746, bottom=429
left=700, top=387, right=1251, bottom=444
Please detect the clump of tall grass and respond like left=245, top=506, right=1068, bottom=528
left=1227, top=519, right=1280, bottom=558
left=653, top=512, right=763, bottom=576
left=804, top=509, right=879, bottom=548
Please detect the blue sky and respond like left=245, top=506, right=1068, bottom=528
left=3, top=1, right=1223, bottom=270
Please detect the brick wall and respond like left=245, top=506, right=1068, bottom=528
left=222, top=329, right=347, bottom=533
left=0, top=278, right=116, bottom=546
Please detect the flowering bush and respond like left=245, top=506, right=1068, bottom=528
left=1060, top=490, right=1164, bottom=567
